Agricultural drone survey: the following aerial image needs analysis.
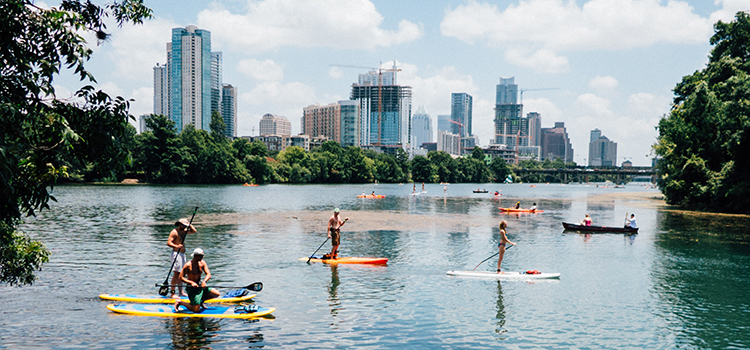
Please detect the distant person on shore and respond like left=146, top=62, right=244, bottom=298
left=174, top=248, right=220, bottom=313
left=626, top=214, right=637, bottom=228
left=324, top=208, right=348, bottom=260
left=497, top=221, right=516, bottom=273
left=413, top=184, right=417, bottom=193
left=421, top=183, right=425, bottom=192
left=167, top=218, right=197, bottom=298
left=529, top=203, right=537, bottom=211
left=581, top=214, right=593, bottom=226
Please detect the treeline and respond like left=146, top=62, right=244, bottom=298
left=68, top=113, right=586, bottom=184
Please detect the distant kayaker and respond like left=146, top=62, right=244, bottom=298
left=324, top=208, right=348, bottom=260
left=174, top=248, right=220, bottom=313
left=529, top=203, right=537, bottom=211
left=371, top=191, right=375, bottom=196
left=167, top=218, right=197, bottom=298
left=514, top=201, right=521, bottom=209
left=581, top=214, right=593, bottom=226
left=497, top=221, right=516, bottom=273
left=626, top=214, right=637, bottom=229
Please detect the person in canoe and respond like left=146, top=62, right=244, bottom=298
left=323, top=208, right=348, bottom=260
left=529, top=203, right=537, bottom=211
left=625, top=214, right=637, bottom=229
left=514, top=201, right=521, bottom=209
left=497, top=221, right=516, bottom=273
left=167, top=218, right=197, bottom=298
left=174, top=248, right=220, bottom=312
left=581, top=214, right=593, bottom=226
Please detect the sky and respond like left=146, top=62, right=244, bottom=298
left=52, top=0, right=750, bottom=166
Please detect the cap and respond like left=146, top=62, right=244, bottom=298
left=175, top=218, right=190, bottom=227
left=192, top=248, right=204, bottom=257
left=334, top=208, right=340, bottom=213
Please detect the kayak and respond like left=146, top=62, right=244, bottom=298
left=106, top=303, right=275, bottom=319
left=562, top=222, right=638, bottom=233
left=99, top=293, right=255, bottom=304
left=300, top=256, right=388, bottom=264
left=446, top=270, right=560, bottom=279
left=499, top=207, right=544, bottom=213
left=243, top=183, right=258, bottom=187
left=357, top=194, right=385, bottom=198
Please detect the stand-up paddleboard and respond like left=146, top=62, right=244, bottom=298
left=106, top=303, right=275, bottom=319
left=99, top=293, right=255, bottom=304
left=447, top=270, right=560, bottom=279
left=301, top=256, right=388, bottom=264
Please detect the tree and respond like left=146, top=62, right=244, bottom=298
left=209, top=110, right=226, bottom=143
left=134, top=115, right=190, bottom=183
left=411, top=155, right=437, bottom=183
left=0, top=0, right=152, bottom=285
left=654, top=11, right=750, bottom=212
left=489, top=156, right=510, bottom=182
left=471, top=146, right=485, bottom=161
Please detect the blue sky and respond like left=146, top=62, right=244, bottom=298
left=55, top=0, right=750, bottom=165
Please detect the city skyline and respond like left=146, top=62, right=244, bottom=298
left=54, top=0, right=749, bottom=165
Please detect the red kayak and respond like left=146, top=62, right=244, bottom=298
left=300, top=256, right=388, bottom=264
left=499, top=207, right=543, bottom=213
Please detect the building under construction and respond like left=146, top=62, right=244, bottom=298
left=350, top=69, right=412, bottom=147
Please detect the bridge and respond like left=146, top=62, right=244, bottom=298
left=513, top=166, right=656, bottom=184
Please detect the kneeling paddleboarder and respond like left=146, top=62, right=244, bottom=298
left=174, top=248, right=220, bottom=312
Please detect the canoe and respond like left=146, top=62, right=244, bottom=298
left=99, top=293, right=255, bottom=304
left=106, top=303, right=275, bottom=319
left=499, top=207, right=544, bottom=213
left=562, top=222, right=638, bottom=233
left=446, top=270, right=560, bottom=279
left=300, top=256, right=388, bottom=264
left=357, top=194, right=385, bottom=198
left=473, top=190, right=488, bottom=193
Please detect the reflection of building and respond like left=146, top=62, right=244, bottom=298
left=411, top=106, right=433, bottom=148
left=540, top=122, right=574, bottom=162
left=589, top=129, right=617, bottom=166
left=350, top=68, right=412, bottom=147
left=260, top=114, right=291, bottom=136
left=438, top=130, right=461, bottom=156
left=221, top=84, right=237, bottom=138
left=302, top=101, right=360, bottom=147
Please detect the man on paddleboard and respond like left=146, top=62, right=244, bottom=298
left=174, top=248, right=220, bottom=313
left=167, top=218, right=197, bottom=298
left=324, top=208, right=348, bottom=259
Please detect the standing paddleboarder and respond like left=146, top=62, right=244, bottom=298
left=497, top=221, right=516, bottom=273
left=167, top=218, right=197, bottom=298
left=323, top=208, right=348, bottom=260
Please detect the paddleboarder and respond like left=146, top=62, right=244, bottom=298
left=174, top=248, right=220, bottom=313
left=497, top=221, right=516, bottom=273
left=167, top=218, right=197, bottom=298
left=324, top=208, right=348, bottom=260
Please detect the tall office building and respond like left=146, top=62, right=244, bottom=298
left=211, top=52, right=222, bottom=115
left=221, top=84, right=237, bottom=138
left=411, top=106, right=433, bottom=148
left=494, top=77, right=525, bottom=147
left=527, top=112, right=542, bottom=147
left=450, top=93, right=473, bottom=137
left=168, top=25, right=212, bottom=132
left=437, top=130, right=461, bottom=156
left=260, top=114, right=292, bottom=136
left=153, top=63, right=169, bottom=116
left=302, top=100, right=360, bottom=147
left=437, top=114, right=452, bottom=133
left=540, top=122, right=574, bottom=162
left=589, top=129, right=617, bottom=166
left=350, top=68, right=412, bottom=147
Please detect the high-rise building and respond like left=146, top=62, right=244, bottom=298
left=411, top=106, right=432, bottom=148
left=221, top=84, right=237, bottom=138
left=153, top=63, right=168, bottom=116
left=540, top=122, right=574, bottom=162
left=211, top=52, right=222, bottom=115
left=589, top=129, right=617, bottom=166
left=437, top=114, right=452, bottom=133
left=437, top=130, right=461, bottom=156
left=494, top=77, right=525, bottom=147
left=350, top=68, right=412, bottom=147
left=168, top=25, right=212, bottom=132
left=302, top=100, right=360, bottom=147
left=527, top=112, right=542, bottom=147
left=260, top=114, right=292, bottom=136
left=450, top=93, right=472, bottom=137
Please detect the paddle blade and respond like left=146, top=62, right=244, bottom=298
left=246, top=282, right=263, bottom=292
left=158, top=285, right=169, bottom=296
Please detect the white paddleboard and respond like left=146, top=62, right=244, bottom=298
left=447, top=270, right=560, bottom=279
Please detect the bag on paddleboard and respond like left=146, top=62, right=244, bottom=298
left=222, top=289, right=250, bottom=298
left=524, top=270, right=541, bottom=275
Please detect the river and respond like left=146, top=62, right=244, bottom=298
left=3, top=183, right=750, bottom=349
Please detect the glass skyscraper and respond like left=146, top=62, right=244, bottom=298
left=450, top=93, right=472, bottom=137
left=350, top=69, right=412, bottom=147
left=169, top=25, right=212, bottom=132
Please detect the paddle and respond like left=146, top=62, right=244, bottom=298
left=156, top=281, right=263, bottom=292
left=158, top=207, right=198, bottom=296
left=624, top=212, right=629, bottom=227
left=472, top=244, right=514, bottom=271
left=306, top=218, right=348, bottom=262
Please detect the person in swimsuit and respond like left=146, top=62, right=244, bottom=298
left=324, top=208, right=348, bottom=259
left=167, top=218, right=197, bottom=298
left=581, top=214, right=593, bottom=226
left=514, top=201, right=521, bottom=209
left=497, top=221, right=516, bottom=273
left=174, top=248, right=220, bottom=312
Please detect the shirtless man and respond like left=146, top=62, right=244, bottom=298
left=174, top=248, right=220, bottom=313
left=167, top=218, right=197, bottom=298
left=324, top=208, right=348, bottom=259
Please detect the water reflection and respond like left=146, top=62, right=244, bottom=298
left=494, top=281, right=507, bottom=340
left=328, top=265, right=341, bottom=317
left=165, top=317, right=221, bottom=349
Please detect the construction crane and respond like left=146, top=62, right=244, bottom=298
left=329, top=62, right=402, bottom=145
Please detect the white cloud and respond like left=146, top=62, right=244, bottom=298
left=129, top=86, right=154, bottom=117
left=105, top=17, right=176, bottom=82
left=329, top=67, right=344, bottom=80
left=628, top=92, right=671, bottom=118
left=576, top=93, right=614, bottom=118
left=589, top=75, right=619, bottom=91
left=237, top=59, right=284, bottom=81
left=710, top=0, right=750, bottom=23
left=197, top=0, right=423, bottom=52
left=505, top=48, right=570, bottom=73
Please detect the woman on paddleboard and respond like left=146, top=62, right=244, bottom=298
left=497, top=221, right=516, bottom=273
